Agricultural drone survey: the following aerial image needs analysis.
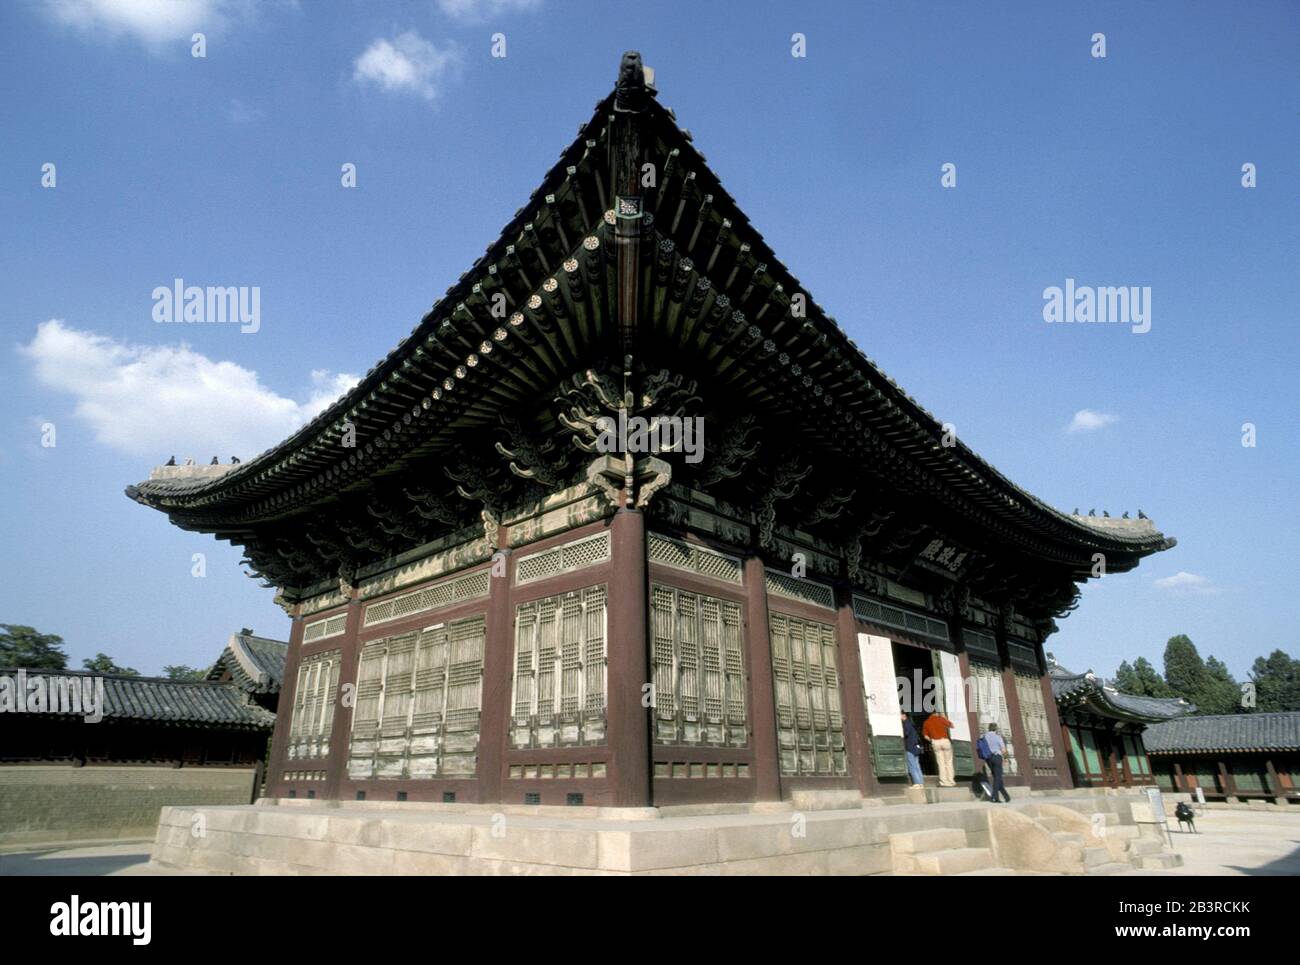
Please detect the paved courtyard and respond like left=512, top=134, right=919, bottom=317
left=1123, top=808, right=1300, bottom=875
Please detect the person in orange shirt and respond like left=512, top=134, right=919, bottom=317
left=922, top=711, right=957, bottom=786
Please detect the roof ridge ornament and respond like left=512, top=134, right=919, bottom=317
left=615, top=50, right=650, bottom=111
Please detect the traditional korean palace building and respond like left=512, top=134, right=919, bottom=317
left=1145, top=712, right=1300, bottom=806
left=1048, top=657, right=1192, bottom=789
left=127, top=53, right=1175, bottom=809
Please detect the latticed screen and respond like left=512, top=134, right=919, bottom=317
left=510, top=586, right=608, bottom=748
left=303, top=613, right=347, bottom=643
left=347, top=616, right=486, bottom=779
left=769, top=613, right=846, bottom=776
left=1013, top=671, right=1055, bottom=760
left=649, top=585, right=747, bottom=746
left=969, top=661, right=1018, bottom=775
left=647, top=532, right=743, bottom=584
left=362, top=569, right=490, bottom=627
left=288, top=650, right=341, bottom=759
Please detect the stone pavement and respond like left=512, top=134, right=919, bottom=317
left=1119, top=808, right=1300, bottom=875
left=0, top=840, right=153, bottom=876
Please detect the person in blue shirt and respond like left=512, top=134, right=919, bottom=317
left=982, top=723, right=1012, bottom=803
left=901, top=712, right=924, bottom=788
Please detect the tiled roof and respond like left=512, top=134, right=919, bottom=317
left=206, top=632, right=287, bottom=695
left=1144, top=713, right=1300, bottom=754
left=1050, top=663, right=1193, bottom=723
left=0, top=667, right=276, bottom=730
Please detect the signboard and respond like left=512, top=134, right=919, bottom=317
left=1146, top=786, right=1167, bottom=824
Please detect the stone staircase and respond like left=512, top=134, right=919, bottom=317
left=886, top=803, right=1182, bottom=875
left=889, top=826, right=1012, bottom=875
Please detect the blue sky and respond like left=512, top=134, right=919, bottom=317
left=1, top=0, right=1295, bottom=679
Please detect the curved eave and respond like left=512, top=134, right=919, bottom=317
left=124, top=79, right=1174, bottom=569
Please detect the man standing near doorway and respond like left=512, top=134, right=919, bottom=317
left=923, top=710, right=956, bottom=787
left=983, top=723, right=1012, bottom=803
left=902, top=712, right=924, bottom=788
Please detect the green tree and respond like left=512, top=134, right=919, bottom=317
left=1250, top=649, right=1300, bottom=712
left=1199, top=656, right=1242, bottom=715
left=0, top=625, right=68, bottom=670
left=162, top=665, right=206, bottom=681
left=81, top=653, right=140, bottom=676
left=1115, top=656, right=1172, bottom=697
left=1163, top=634, right=1207, bottom=706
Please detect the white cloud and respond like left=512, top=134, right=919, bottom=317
left=353, top=31, right=462, bottom=102
left=436, top=0, right=542, bottom=23
left=1154, top=571, right=1221, bottom=595
left=39, top=0, right=250, bottom=46
left=1066, top=408, right=1119, bottom=433
left=19, top=320, right=358, bottom=460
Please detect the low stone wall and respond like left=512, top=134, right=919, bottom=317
left=146, top=791, right=1153, bottom=875
left=0, top=766, right=257, bottom=848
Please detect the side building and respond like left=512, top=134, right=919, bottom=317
left=126, top=53, right=1174, bottom=808
left=1145, top=712, right=1300, bottom=806
left=1048, top=656, right=1192, bottom=788
left=0, top=631, right=285, bottom=846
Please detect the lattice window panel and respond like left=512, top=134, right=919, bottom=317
left=514, top=532, right=611, bottom=585
left=768, top=613, right=846, bottom=776
left=649, top=585, right=747, bottom=747
left=288, top=650, right=341, bottom=759
left=969, top=661, right=1018, bottom=776
left=963, top=627, right=999, bottom=663
left=1014, top=671, right=1055, bottom=760
left=510, top=585, right=608, bottom=748
left=1006, top=638, right=1040, bottom=674
left=346, top=616, right=486, bottom=779
left=764, top=570, right=835, bottom=610
left=303, top=613, right=347, bottom=643
left=852, top=594, right=951, bottom=644
left=647, top=533, right=743, bottom=584
left=362, top=569, right=490, bottom=628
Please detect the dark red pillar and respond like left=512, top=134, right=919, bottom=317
left=606, top=507, right=651, bottom=806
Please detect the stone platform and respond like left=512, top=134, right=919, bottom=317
left=146, top=788, right=1181, bottom=875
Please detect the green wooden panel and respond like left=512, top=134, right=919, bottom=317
left=952, top=739, right=975, bottom=776
left=871, top=735, right=908, bottom=778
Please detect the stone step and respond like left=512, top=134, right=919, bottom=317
left=1089, top=862, right=1134, bottom=876
left=1083, top=846, right=1110, bottom=867
left=915, top=847, right=996, bottom=875
left=1052, top=831, right=1085, bottom=847
left=890, top=827, right=968, bottom=854
left=1136, top=852, right=1184, bottom=870
left=1128, top=837, right=1165, bottom=856
left=954, top=867, right=1019, bottom=875
left=1104, top=824, right=1139, bottom=839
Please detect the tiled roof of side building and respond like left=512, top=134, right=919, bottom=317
left=206, top=631, right=287, bottom=695
left=1049, top=661, right=1194, bottom=723
left=0, top=667, right=276, bottom=730
left=1144, top=712, right=1300, bottom=754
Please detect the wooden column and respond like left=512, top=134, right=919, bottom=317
left=1217, top=759, right=1236, bottom=800
left=1038, top=663, right=1075, bottom=789
left=743, top=556, right=782, bottom=801
left=266, top=610, right=305, bottom=794
left=836, top=588, right=875, bottom=798
left=322, top=589, right=364, bottom=801
left=477, top=542, right=513, bottom=804
left=1173, top=760, right=1186, bottom=793
left=997, top=654, right=1032, bottom=785
left=1265, top=757, right=1286, bottom=804
left=606, top=508, right=651, bottom=806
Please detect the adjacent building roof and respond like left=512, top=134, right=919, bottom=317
left=206, top=631, right=287, bottom=695
left=1049, top=659, right=1194, bottom=724
left=0, top=667, right=276, bottom=730
left=1144, top=712, right=1300, bottom=754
